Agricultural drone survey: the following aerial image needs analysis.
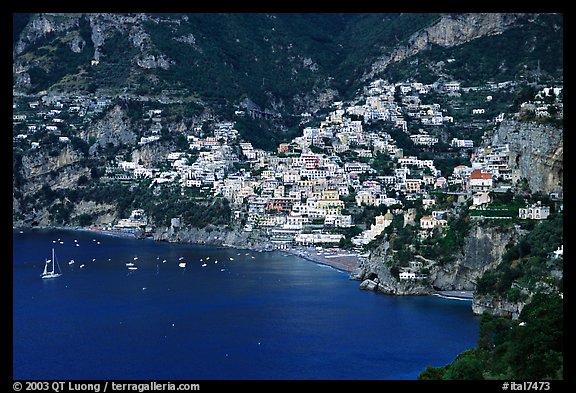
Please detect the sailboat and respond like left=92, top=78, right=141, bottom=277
left=41, top=248, right=62, bottom=279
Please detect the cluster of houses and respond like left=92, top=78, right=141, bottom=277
left=13, top=78, right=560, bottom=265
left=442, top=142, right=513, bottom=210
left=99, top=89, right=463, bottom=250
left=13, top=93, right=114, bottom=147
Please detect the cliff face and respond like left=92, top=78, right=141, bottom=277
left=152, top=224, right=270, bottom=250
left=492, top=119, right=563, bottom=195
left=472, top=296, right=525, bottom=320
left=430, top=224, right=523, bottom=291
left=366, top=13, right=522, bottom=79
left=19, top=144, right=88, bottom=194
left=356, top=238, right=432, bottom=296
left=81, top=105, right=137, bottom=156
left=356, top=223, right=523, bottom=296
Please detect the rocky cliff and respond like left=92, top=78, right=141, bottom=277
left=355, top=238, right=432, bottom=295
left=430, top=224, right=524, bottom=291
left=366, top=13, right=522, bottom=79
left=472, top=296, right=525, bottom=320
left=18, top=144, right=88, bottom=195
left=355, top=223, right=524, bottom=298
left=152, top=224, right=270, bottom=250
left=492, top=119, right=563, bottom=195
left=81, top=105, right=137, bottom=156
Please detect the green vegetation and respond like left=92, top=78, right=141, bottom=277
left=22, top=15, right=95, bottom=92
left=386, top=14, right=563, bottom=85
left=419, top=292, right=563, bottom=380
left=469, top=192, right=524, bottom=219
left=132, top=183, right=231, bottom=228
left=475, top=214, right=563, bottom=299
left=234, top=116, right=300, bottom=151
left=417, top=211, right=471, bottom=265
left=335, top=226, right=363, bottom=249
left=18, top=175, right=231, bottom=229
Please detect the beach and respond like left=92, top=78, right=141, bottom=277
left=281, top=247, right=361, bottom=273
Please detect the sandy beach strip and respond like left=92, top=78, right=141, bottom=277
left=283, top=248, right=360, bottom=273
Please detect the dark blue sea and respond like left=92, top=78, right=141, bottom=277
left=13, top=228, right=479, bottom=380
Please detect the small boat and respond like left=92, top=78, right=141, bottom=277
left=41, top=248, right=62, bottom=279
left=202, top=263, right=207, bottom=267
left=79, top=264, right=85, bottom=269
left=69, top=259, right=75, bottom=265
left=179, top=262, right=186, bottom=268
left=229, top=257, right=234, bottom=261
left=126, top=262, right=135, bottom=267
left=128, top=266, right=138, bottom=270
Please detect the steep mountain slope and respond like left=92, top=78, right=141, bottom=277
left=377, top=13, right=563, bottom=85
left=13, top=13, right=562, bottom=115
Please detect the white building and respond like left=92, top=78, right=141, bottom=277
left=444, top=81, right=461, bottom=92
left=420, top=215, right=448, bottom=230
left=352, top=211, right=393, bottom=245
left=294, top=233, right=343, bottom=246
left=519, top=202, right=550, bottom=220
left=410, top=133, right=438, bottom=146
left=451, top=138, right=474, bottom=148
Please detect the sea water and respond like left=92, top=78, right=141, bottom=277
left=13, top=228, right=479, bottom=380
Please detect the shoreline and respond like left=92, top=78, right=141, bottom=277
left=15, top=225, right=141, bottom=239
left=432, top=291, right=474, bottom=301
left=280, top=248, right=360, bottom=274
left=15, top=225, right=362, bottom=272
left=14, top=225, right=475, bottom=302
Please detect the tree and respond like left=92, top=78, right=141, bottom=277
left=443, top=350, right=485, bottom=380
left=77, top=175, right=89, bottom=186
left=418, top=365, right=447, bottom=380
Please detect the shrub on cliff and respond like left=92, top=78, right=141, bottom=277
left=418, top=292, right=563, bottom=380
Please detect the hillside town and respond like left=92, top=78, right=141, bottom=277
left=13, top=78, right=563, bottom=275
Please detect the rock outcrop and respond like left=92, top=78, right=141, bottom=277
left=492, top=119, right=563, bottom=195
left=366, top=13, right=522, bottom=79
left=356, top=223, right=523, bottom=296
left=19, top=144, right=88, bottom=194
left=152, top=224, right=270, bottom=250
left=472, top=296, right=525, bottom=320
left=430, top=224, right=523, bottom=291
left=82, top=105, right=137, bottom=156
